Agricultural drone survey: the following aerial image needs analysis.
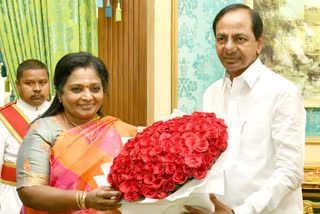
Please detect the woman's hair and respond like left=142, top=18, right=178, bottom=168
left=212, top=4, right=263, bottom=41
left=39, top=52, right=109, bottom=119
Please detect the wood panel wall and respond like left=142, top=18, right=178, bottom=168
left=98, top=0, right=148, bottom=126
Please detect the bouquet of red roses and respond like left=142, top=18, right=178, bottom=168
left=107, top=111, right=228, bottom=202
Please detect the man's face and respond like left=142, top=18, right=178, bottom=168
left=215, top=9, right=263, bottom=78
left=15, top=69, right=50, bottom=107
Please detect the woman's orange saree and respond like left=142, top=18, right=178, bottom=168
left=21, top=116, right=136, bottom=214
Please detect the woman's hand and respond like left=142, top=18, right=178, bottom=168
left=181, top=194, right=234, bottom=214
left=86, top=186, right=122, bottom=211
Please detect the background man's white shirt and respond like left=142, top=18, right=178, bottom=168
left=0, top=99, right=50, bottom=214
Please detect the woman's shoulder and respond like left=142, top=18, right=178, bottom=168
left=30, top=116, right=60, bottom=129
left=27, top=116, right=64, bottom=145
left=102, top=116, right=137, bottom=137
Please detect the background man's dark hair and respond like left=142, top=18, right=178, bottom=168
left=212, top=4, right=263, bottom=40
left=16, top=59, right=49, bottom=81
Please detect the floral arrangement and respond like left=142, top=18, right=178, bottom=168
left=107, top=112, right=228, bottom=202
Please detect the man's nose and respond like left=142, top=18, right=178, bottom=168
left=33, top=83, right=41, bottom=91
left=225, top=39, right=236, bottom=53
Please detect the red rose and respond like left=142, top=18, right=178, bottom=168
left=169, top=143, right=182, bottom=154
left=181, top=145, right=192, bottom=156
left=182, top=165, right=193, bottom=178
left=208, top=144, right=220, bottom=157
left=144, top=162, right=153, bottom=173
left=150, top=146, right=163, bottom=156
left=143, top=174, right=155, bottom=185
left=194, top=139, right=209, bottom=153
left=152, top=155, right=165, bottom=163
left=164, top=153, right=178, bottom=163
left=159, top=133, right=171, bottom=142
left=135, top=162, right=145, bottom=173
left=136, top=173, right=144, bottom=181
left=108, top=173, right=119, bottom=185
left=127, top=171, right=137, bottom=180
left=162, top=178, right=176, bottom=192
left=206, top=125, right=220, bottom=140
left=119, top=181, right=132, bottom=193
left=184, top=154, right=202, bottom=168
left=142, top=186, right=157, bottom=198
left=124, top=191, right=140, bottom=202
left=140, top=147, right=151, bottom=155
left=170, top=133, right=181, bottom=143
left=202, top=152, right=215, bottom=166
left=155, top=191, right=168, bottom=199
left=216, top=131, right=228, bottom=151
left=160, top=140, right=172, bottom=153
left=182, top=133, right=198, bottom=146
left=175, top=156, right=184, bottom=165
left=193, top=164, right=208, bottom=179
left=139, top=137, right=150, bottom=147
left=140, top=154, right=152, bottom=163
left=150, top=132, right=160, bottom=142
left=173, top=169, right=187, bottom=184
left=152, top=177, right=164, bottom=189
left=165, top=163, right=177, bottom=175
left=154, top=162, right=165, bottom=175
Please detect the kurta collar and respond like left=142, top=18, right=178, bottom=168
left=16, top=99, right=49, bottom=112
left=222, top=58, right=263, bottom=88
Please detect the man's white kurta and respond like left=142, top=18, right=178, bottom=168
left=203, top=58, right=305, bottom=214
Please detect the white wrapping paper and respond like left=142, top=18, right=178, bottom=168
left=94, top=161, right=224, bottom=214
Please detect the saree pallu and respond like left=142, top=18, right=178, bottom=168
left=21, top=116, right=136, bottom=214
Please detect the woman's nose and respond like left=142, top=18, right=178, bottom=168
left=81, top=88, right=93, bottom=100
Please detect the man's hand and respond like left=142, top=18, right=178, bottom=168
left=181, top=194, right=234, bottom=214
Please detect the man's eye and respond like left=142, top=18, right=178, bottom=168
left=237, top=37, right=246, bottom=42
left=26, top=82, right=33, bottom=86
left=216, top=37, right=224, bottom=42
left=39, top=81, right=47, bottom=86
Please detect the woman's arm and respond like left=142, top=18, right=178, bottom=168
left=18, top=185, right=121, bottom=212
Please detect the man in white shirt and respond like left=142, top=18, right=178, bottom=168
left=183, top=4, right=305, bottom=214
left=0, top=59, right=51, bottom=214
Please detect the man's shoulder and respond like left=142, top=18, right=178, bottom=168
left=204, top=79, right=224, bottom=96
left=0, top=100, right=18, bottom=112
left=262, top=66, right=298, bottom=91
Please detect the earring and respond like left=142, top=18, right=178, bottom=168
left=58, top=97, right=61, bottom=103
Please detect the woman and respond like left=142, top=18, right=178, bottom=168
left=16, top=52, right=137, bottom=213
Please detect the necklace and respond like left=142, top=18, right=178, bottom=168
left=62, top=113, right=100, bottom=143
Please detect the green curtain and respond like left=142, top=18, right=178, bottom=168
left=0, top=0, right=98, bottom=98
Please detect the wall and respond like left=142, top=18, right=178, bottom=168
left=177, top=0, right=244, bottom=113
left=148, top=0, right=172, bottom=124
left=177, top=0, right=319, bottom=138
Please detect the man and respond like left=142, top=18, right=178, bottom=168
left=183, top=4, right=305, bottom=214
left=0, top=59, right=50, bottom=214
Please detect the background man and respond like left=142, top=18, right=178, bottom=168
left=0, top=59, right=50, bottom=214
left=183, top=4, right=305, bottom=214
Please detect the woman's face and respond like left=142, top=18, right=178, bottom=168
left=61, top=66, right=104, bottom=125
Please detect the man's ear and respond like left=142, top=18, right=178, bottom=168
left=256, top=34, right=264, bottom=55
left=15, top=79, right=20, bottom=90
